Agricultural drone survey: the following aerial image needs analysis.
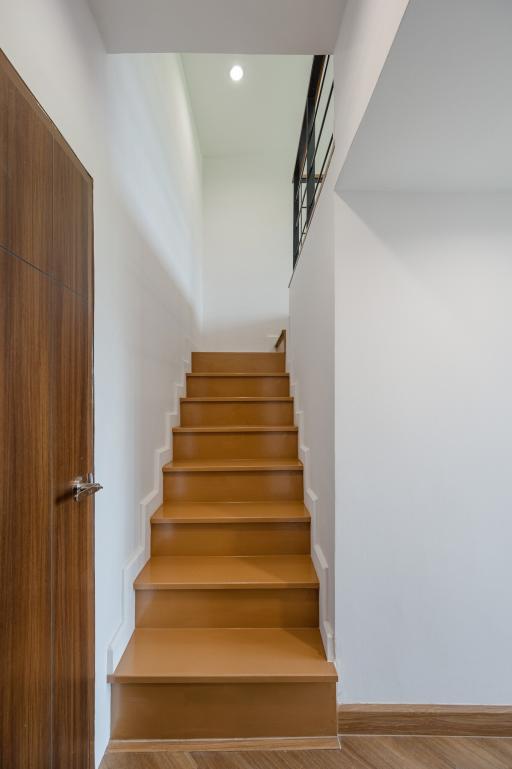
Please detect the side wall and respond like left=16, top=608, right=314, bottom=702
left=0, top=1, right=202, bottom=763
left=335, top=192, right=512, bottom=703
left=288, top=176, right=336, bottom=658
left=288, top=0, right=408, bottom=673
left=201, top=153, right=291, bottom=351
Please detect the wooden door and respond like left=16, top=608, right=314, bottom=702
left=0, top=51, right=95, bottom=769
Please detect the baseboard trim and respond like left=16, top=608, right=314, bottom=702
left=290, top=378, right=335, bottom=662
left=107, top=736, right=340, bottom=753
left=338, top=704, right=512, bottom=737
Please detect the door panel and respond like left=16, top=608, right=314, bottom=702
left=0, top=248, right=52, bottom=769
left=51, top=281, right=94, bottom=769
left=0, top=52, right=94, bottom=769
left=52, top=140, right=90, bottom=296
left=0, top=66, right=53, bottom=271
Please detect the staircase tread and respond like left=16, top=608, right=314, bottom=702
left=187, top=372, right=289, bottom=378
left=163, top=458, right=303, bottom=473
left=173, top=425, right=298, bottom=433
left=135, top=554, right=318, bottom=590
left=181, top=396, right=293, bottom=402
left=108, top=627, right=337, bottom=684
left=152, top=501, right=310, bottom=523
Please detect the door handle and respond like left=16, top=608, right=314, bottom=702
left=72, top=473, right=103, bottom=502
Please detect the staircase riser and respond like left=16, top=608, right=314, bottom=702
left=180, top=401, right=294, bottom=426
left=187, top=376, right=289, bottom=397
left=151, top=521, right=310, bottom=556
left=192, top=352, right=285, bottom=374
left=173, top=431, right=298, bottom=460
left=135, top=588, right=318, bottom=628
left=164, top=470, right=303, bottom=503
left=111, top=682, right=336, bottom=739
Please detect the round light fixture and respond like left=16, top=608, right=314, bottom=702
left=229, top=64, right=244, bottom=82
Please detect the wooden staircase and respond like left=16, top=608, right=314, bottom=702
left=108, top=351, right=337, bottom=741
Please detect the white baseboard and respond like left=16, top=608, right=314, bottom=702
left=106, top=356, right=190, bottom=674
left=290, top=379, right=335, bottom=662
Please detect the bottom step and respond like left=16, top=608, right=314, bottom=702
left=107, top=736, right=340, bottom=752
left=109, top=628, right=337, bottom=739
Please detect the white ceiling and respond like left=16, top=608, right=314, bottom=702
left=337, top=0, right=512, bottom=191
left=182, top=54, right=312, bottom=161
left=88, top=0, right=346, bottom=54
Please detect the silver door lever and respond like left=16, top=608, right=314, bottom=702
left=73, top=473, right=103, bottom=502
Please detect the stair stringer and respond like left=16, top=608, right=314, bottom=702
left=290, top=378, right=335, bottom=662
left=106, top=355, right=190, bottom=674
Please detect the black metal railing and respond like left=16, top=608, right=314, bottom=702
left=293, top=55, right=334, bottom=268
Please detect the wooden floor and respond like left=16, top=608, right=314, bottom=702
left=100, top=736, right=512, bottom=768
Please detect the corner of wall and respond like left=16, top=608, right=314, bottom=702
left=106, top=352, right=191, bottom=674
left=290, top=377, right=335, bottom=662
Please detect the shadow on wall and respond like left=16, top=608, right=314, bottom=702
left=93, top=181, right=199, bottom=761
left=200, top=316, right=288, bottom=352
left=94, top=53, right=202, bottom=762
left=107, top=53, right=203, bottom=310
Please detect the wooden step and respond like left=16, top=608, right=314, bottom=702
left=151, top=502, right=310, bottom=556
left=180, top=397, right=294, bottom=426
left=192, top=352, right=285, bottom=373
left=163, top=459, right=303, bottom=503
left=109, top=628, right=337, bottom=739
left=135, top=555, right=318, bottom=589
left=134, top=555, right=318, bottom=628
left=172, top=426, right=298, bottom=460
left=152, top=501, right=310, bottom=523
left=109, top=628, right=335, bottom=684
left=186, top=373, right=290, bottom=397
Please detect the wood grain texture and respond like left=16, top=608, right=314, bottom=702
left=110, top=682, right=337, bottom=740
left=163, top=470, right=303, bottom=503
left=100, top=737, right=512, bottom=769
left=192, top=352, right=285, bottom=374
left=338, top=704, right=512, bottom=737
left=172, top=426, right=298, bottom=461
left=52, top=139, right=90, bottom=295
left=51, top=281, right=94, bottom=768
left=135, top=587, right=318, bottom=628
left=180, top=398, right=294, bottom=427
left=0, top=248, right=52, bottom=769
left=186, top=374, right=290, bottom=398
left=107, top=737, right=339, bottom=753
left=151, top=520, right=310, bottom=556
left=275, top=329, right=287, bottom=354
left=0, top=62, right=53, bottom=271
left=103, top=753, right=196, bottom=769
left=0, top=51, right=95, bottom=769
left=135, top=554, right=318, bottom=589
left=151, top=501, right=310, bottom=524
left=109, top=628, right=336, bottom=684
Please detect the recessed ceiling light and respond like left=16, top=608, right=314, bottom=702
left=230, top=64, right=244, bottom=82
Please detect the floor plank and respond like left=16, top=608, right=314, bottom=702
left=100, top=737, right=512, bottom=769
left=100, top=753, right=197, bottom=769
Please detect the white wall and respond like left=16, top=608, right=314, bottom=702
left=288, top=176, right=336, bottom=658
left=0, top=1, right=202, bottom=763
left=335, top=192, right=512, bottom=703
left=337, top=0, right=512, bottom=191
left=201, top=153, right=291, bottom=350
left=332, top=0, right=409, bottom=178
left=288, top=0, right=408, bottom=671
left=331, top=0, right=512, bottom=707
